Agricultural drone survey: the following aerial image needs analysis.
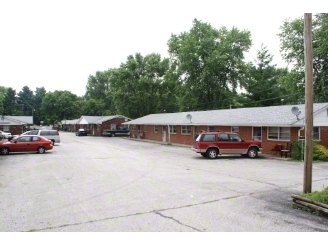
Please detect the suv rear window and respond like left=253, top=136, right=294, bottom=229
left=40, top=131, right=50, bottom=136
left=50, top=130, right=59, bottom=135
left=202, top=134, right=216, bottom=142
left=218, top=133, right=229, bottom=141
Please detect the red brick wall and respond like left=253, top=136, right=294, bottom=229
left=0, top=125, right=26, bottom=135
left=96, top=117, right=127, bottom=136
left=319, top=126, right=328, bottom=148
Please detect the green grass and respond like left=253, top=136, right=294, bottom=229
left=300, top=187, right=328, bottom=205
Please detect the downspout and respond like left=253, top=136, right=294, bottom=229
left=168, top=125, right=170, bottom=144
left=298, top=121, right=305, bottom=161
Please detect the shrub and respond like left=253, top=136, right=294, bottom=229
left=291, top=140, right=304, bottom=160
left=291, top=141, right=328, bottom=161
left=313, top=143, right=328, bottom=161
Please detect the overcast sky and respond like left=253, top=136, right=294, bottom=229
left=0, top=0, right=320, bottom=97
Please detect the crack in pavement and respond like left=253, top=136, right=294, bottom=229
left=154, top=211, right=202, bottom=231
left=26, top=194, right=246, bottom=232
left=26, top=180, right=325, bottom=232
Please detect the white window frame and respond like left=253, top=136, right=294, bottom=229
left=169, top=125, right=177, bottom=134
left=131, top=125, right=137, bottom=131
left=252, top=127, right=262, bottom=142
left=3, top=125, right=10, bottom=131
left=154, top=125, right=158, bottom=133
left=110, top=124, right=116, bottom=130
left=231, top=126, right=239, bottom=133
left=267, top=127, right=290, bottom=141
left=181, top=125, right=192, bottom=135
left=208, top=126, right=215, bottom=132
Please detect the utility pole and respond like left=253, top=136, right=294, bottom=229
left=303, top=13, right=314, bottom=194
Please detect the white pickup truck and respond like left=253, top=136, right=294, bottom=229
left=0, top=130, right=12, bottom=140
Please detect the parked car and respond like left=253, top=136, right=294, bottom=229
left=0, top=130, right=12, bottom=140
left=76, top=129, right=88, bottom=136
left=0, top=135, right=53, bottom=155
left=191, top=131, right=262, bottom=159
left=10, top=129, right=61, bottom=145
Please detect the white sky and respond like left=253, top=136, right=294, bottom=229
left=0, top=0, right=322, bottom=97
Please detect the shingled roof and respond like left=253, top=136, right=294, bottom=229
left=123, top=103, right=328, bottom=127
left=0, top=116, right=33, bottom=125
left=76, top=115, right=131, bottom=125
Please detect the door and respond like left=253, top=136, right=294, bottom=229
left=162, top=126, right=166, bottom=142
left=15, top=136, right=33, bottom=152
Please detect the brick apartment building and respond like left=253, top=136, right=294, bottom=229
left=123, top=103, right=328, bottom=155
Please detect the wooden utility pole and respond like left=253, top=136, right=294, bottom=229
left=303, top=13, right=314, bottom=194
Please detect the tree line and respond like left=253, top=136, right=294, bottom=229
left=1, top=15, right=328, bottom=126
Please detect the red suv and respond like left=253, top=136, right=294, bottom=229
left=192, top=131, right=262, bottom=159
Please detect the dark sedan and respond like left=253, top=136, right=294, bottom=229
left=76, top=129, right=88, bottom=136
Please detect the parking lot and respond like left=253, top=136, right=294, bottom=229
left=1, top=132, right=328, bottom=232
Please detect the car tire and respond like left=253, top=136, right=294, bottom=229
left=247, top=148, right=258, bottom=158
left=51, top=140, right=55, bottom=146
left=206, top=148, right=218, bottom=159
left=201, top=153, right=207, bottom=157
left=0, top=147, right=9, bottom=155
left=37, top=147, right=46, bottom=154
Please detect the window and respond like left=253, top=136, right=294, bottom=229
left=28, top=130, right=38, bottom=135
left=202, top=134, right=216, bottom=142
left=218, top=133, right=229, bottom=141
left=144, top=125, right=147, bottom=132
left=181, top=126, right=191, bottom=135
left=40, top=131, right=50, bottom=136
left=252, top=127, right=262, bottom=141
left=131, top=125, right=137, bottom=131
left=3, top=125, right=10, bottom=131
left=268, top=127, right=290, bottom=140
left=313, top=127, right=320, bottom=140
left=50, top=130, right=59, bottom=135
left=230, top=134, right=242, bottom=142
left=32, top=136, right=41, bottom=141
left=17, top=136, right=31, bottom=142
left=231, top=126, right=239, bottom=133
left=110, top=124, right=116, bottom=130
left=169, top=125, right=177, bottom=134
left=208, top=126, right=215, bottom=132
left=154, top=125, right=158, bottom=133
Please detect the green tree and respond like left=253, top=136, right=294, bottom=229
left=241, top=45, right=289, bottom=107
left=168, top=19, right=252, bottom=111
left=85, top=70, right=114, bottom=114
left=278, top=13, right=328, bottom=102
left=0, top=86, right=8, bottom=115
left=41, top=90, right=82, bottom=126
left=17, top=86, right=34, bottom=116
left=110, top=53, right=170, bottom=118
left=33, top=87, right=47, bottom=125
left=82, top=98, right=106, bottom=115
left=2, top=87, right=20, bottom=115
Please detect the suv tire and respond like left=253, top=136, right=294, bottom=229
left=206, top=148, right=218, bottom=159
left=247, top=147, right=258, bottom=158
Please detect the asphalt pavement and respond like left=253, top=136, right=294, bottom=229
left=0, top=132, right=328, bottom=232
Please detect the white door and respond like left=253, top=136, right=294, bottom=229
left=162, top=126, right=166, bottom=142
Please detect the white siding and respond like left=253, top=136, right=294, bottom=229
left=313, top=108, right=328, bottom=126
